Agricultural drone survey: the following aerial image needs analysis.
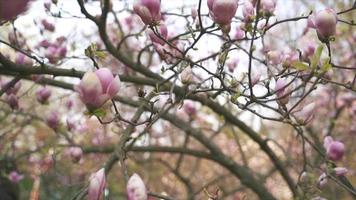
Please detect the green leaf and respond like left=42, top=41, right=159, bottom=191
left=320, top=58, right=332, bottom=72
left=311, top=45, right=323, bottom=70
left=230, top=92, right=240, bottom=103
left=91, top=108, right=106, bottom=118
left=292, top=61, right=309, bottom=71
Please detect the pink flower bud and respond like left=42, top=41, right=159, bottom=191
left=234, top=25, right=245, bottom=40
left=261, top=0, right=276, bottom=15
left=2, top=80, right=21, bottom=95
left=318, top=173, right=327, bottom=188
left=36, top=87, right=51, bottom=104
left=8, top=171, right=24, bottom=183
left=0, top=0, right=31, bottom=21
left=227, top=59, right=238, bottom=72
left=15, top=53, right=32, bottom=65
left=39, top=39, right=51, bottom=48
left=243, top=1, right=254, bottom=23
left=88, top=168, right=106, bottom=200
left=46, top=111, right=59, bottom=130
left=44, top=2, right=51, bottom=10
left=282, top=51, right=299, bottom=68
left=314, top=9, right=338, bottom=42
left=191, top=8, right=198, bottom=21
left=66, top=99, right=74, bottom=109
left=127, top=173, right=147, bottom=200
left=207, top=0, right=238, bottom=25
left=148, top=24, right=168, bottom=45
left=5, top=94, right=19, bottom=110
left=66, top=117, right=76, bottom=131
left=333, top=167, right=348, bottom=176
left=294, top=102, right=315, bottom=124
left=184, top=101, right=196, bottom=116
left=75, top=68, right=120, bottom=111
left=267, top=50, right=282, bottom=65
left=180, top=67, right=193, bottom=84
left=275, top=79, right=290, bottom=105
left=69, top=147, right=83, bottom=163
left=323, top=136, right=345, bottom=161
left=133, top=0, right=161, bottom=26
left=251, top=71, right=261, bottom=86
left=41, top=19, right=55, bottom=32
left=302, top=42, right=316, bottom=58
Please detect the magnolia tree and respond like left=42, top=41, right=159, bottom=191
left=0, top=0, right=355, bottom=199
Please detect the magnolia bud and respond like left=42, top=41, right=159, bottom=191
left=133, top=0, right=161, bottom=26
left=251, top=71, right=261, bottom=86
left=261, top=0, right=276, bottom=16
left=88, top=168, right=106, bottom=200
left=180, top=67, right=193, bottom=84
left=66, top=118, right=76, bottom=131
left=333, top=167, right=348, bottom=176
left=323, top=136, right=345, bottom=161
left=69, top=147, right=83, bottom=163
left=41, top=19, right=55, bottom=32
left=243, top=1, right=254, bottom=23
left=207, top=0, right=238, bottom=25
left=184, top=101, right=197, bottom=116
left=234, top=25, right=245, bottom=40
left=314, top=8, right=337, bottom=42
left=36, top=87, right=52, bottom=104
left=46, top=111, right=60, bottom=130
left=227, top=59, right=238, bottom=72
left=275, top=79, right=290, bottom=105
left=267, top=50, right=282, bottom=65
left=294, top=102, right=315, bottom=125
left=5, top=94, right=19, bottom=110
left=191, top=8, right=198, bottom=21
left=8, top=171, right=24, bottom=183
left=148, top=24, right=168, bottom=45
left=127, top=173, right=147, bottom=200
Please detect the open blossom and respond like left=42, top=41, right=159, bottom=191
left=293, top=102, right=315, bottom=124
left=147, top=24, right=168, bottom=45
left=0, top=0, right=31, bottom=21
left=75, top=68, right=120, bottom=111
left=207, top=0, right=238, bottom=25
left=127, top=173, right=147, bottom=200
left=323, top=136, right=345, bottom=161
left=133, top=0, right=161, bottom=26
left=88, top=168, right=106, bottom=200
left=36, top=87, right=51, bottom=104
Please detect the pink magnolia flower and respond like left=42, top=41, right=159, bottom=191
left=75, top=68, right=121, bottom=111
left=127, top=173, right=147, bottom=200
left=36, top=87, right=51, bottom=104
left=267, top=50, right=283, bottom=65
left=0, top=0, right=31, bottom=21
left=333, top=167, right=348, bottom=176
left=302, top=42, right=316, bottom=59
left=1, top=80, right=21, bottom=95
left=293, top=102, right=315, bottom=124
left=66, top=117, right=76, bottom=131
left=275, top=79, right=290, bottom=105
left=133, top=0, right=161, bottom=26
left=227, top=59, right=238, bottom=72
left=323, top=136, right=345, bottom=161
left=243, top=1, right=254, bottom=23
left=313, top=8, right=338, bottom=42
left=184, top=101, right=197, bottom=116
left=88, top=168, right=106, bottom=200
left=180, top=67, right=193, bottom=84
left=207, top=0, right=238, bottom=25
left=5, top=94, right=19, bottom=110
left=46, top=111, right=60, bottom=130
left=147, top=24, right=168, bottom=45
left=234, top=25, right=245, bottom=40
left=191, top=8, right=198, bottom=21
left=8, top=171, right=24, bottom=183
left=282, top=51, right=299, bottom=68
left=15, top=53, right=33, bottom=65
left=261, top=0, right=276, bottom=15
left=41, top=19, right=55, bottom=32
left=69, top=147, right=83, bottom=163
